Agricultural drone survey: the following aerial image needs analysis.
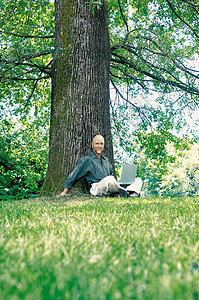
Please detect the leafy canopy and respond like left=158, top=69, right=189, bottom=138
left=1, top=0, right=198, bottom=123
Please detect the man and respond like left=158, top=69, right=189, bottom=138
left=57, top=135, right=142, bottom=197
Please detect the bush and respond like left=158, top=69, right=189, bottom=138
left=0, top=119, right=48, bottom=200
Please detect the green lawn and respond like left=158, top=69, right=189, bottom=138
left=0, top=195, right=198, bottom=300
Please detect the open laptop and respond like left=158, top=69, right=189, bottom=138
left=119, top=164, right=137, bottom=187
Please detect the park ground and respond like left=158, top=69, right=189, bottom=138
left=0, top=194, right=198, bottom=300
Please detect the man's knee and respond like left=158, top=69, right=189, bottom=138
left=135, top=177, right=142, bottom=185
left=107, top=180, right=120, bottom=194
left=135, top=178, right=143, bottom=189
left=104, top=176, right=117, bottom=183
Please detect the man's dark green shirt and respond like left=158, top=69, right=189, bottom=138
left=64, top=151, right=113, bottom=189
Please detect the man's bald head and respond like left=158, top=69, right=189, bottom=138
left=91, top=135, right=104, bottom=158
left=92, top=135, right=104, bottom=143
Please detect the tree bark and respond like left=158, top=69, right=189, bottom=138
left=40, top=0, right=114, bottom=195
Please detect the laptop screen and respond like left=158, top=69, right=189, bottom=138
left=119, top=164, right=137, bottom=184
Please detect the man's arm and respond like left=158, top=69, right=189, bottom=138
left=57, top=156, right=89, bottom=197
left=64, top=157, right=89, bottom=189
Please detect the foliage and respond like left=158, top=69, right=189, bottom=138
left=111, top=104, right=139, bottom=171
left=0, top=197, right=198, bottom=299
left=110, top=98, right=198, bottom=196
left=136, top=137, right=198, bottom=196
left=1, top=0, right=198, bottom=124
left=86, top=0, right=103, bottom=11
left=0, top=0, right=54, bottom=118
left=108, top=0, right=199, bottom=133
left=0, top=118, right=49, bottom=200
left=109, top=0, right=199, bottom=93
left=0, top=0, right=52, bottom=200
left=159, top=143, right=199, bottom=196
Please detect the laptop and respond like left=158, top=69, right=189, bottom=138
left=119, top=164, right=137, bottom=187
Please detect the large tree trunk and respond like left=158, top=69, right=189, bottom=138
left=40, top=0, right=114, bottom=195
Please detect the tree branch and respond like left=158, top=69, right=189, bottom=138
left=0, top=29, right=54, bottom=39
left=111, top=53, right=199, bottom=95
left=166, top=0, right=199, bottom=39
left=28, top=60, right=52, bottom=75
left=120, top=44, right=199, bottom=83
left=110, top=68, right=147, bottom=90
left=181, top=0, right=199, bottom=12
left=110, top=79, right=153, bottom=128
left=112, top=34, right=199, bottom=80
left=117, top=0, right=129, bottom=32
left=0, top=76, right=49, bottom=81
left=0, top=2, right=18, bottom=25
left=2, top=61, right=51, bottom=76
left=1, top=51, right=52, bottom=64
left=24, top=75, right=41, bottom=109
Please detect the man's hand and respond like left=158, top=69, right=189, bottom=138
left=60, top=187, right=69, bottom=196
left=56, top=187, right=69, bottom=198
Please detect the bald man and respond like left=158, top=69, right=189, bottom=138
left=57, top=135, right=141, bottom=198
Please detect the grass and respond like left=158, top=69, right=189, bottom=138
left=0, top=195, right=198, bottom=300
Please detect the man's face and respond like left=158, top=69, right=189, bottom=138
left=92, top=135, right=104, bottom=156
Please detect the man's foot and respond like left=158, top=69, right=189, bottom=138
left=129, top=191, right=140, bottom=197
left=119, top=189, right=129, bottom=198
